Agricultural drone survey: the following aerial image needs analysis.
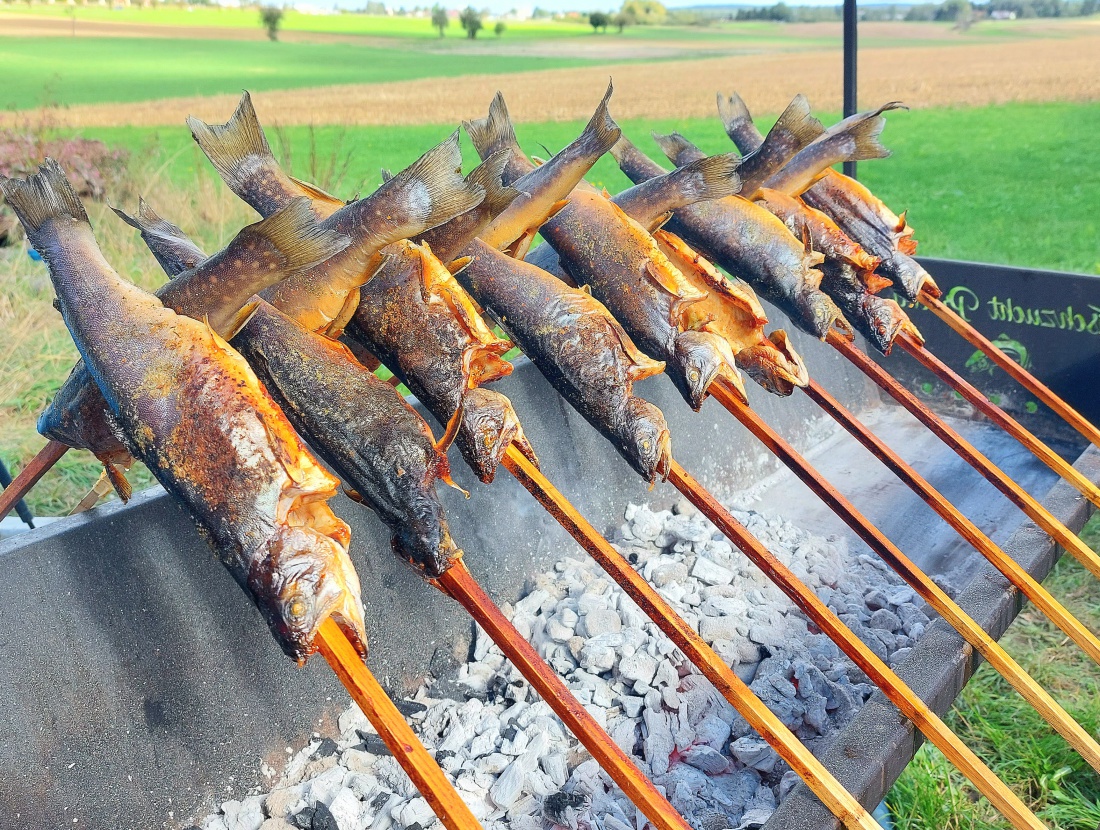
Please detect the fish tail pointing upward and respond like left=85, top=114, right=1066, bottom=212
left=466, top=149, right=521, bottom=218
left=242, top=197, right=350, bottom=273
left=387, top=130, right=487, bottom=230
left=666, top=152, right=742, bottom=204
left=464, top=91, right=522, bottom=160
left=576, top=80, right=621, bottom=158
left=0, top=158, right=88, bottom=241
left=651, top=131, right=704, bottom=167
left=844, top=107, right=895, bottom=161
left=186, top=91, right=273, bottom=194
left=716, top=91, right=754, bottom=142
left=771, top=93, right=825, bottom=149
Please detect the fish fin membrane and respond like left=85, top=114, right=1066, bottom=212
left=466, top=149, right=521, bottom=218
left=575, top=80, right=621, bottom=159
left=186, top=92, right=273, bottom=196
left=380, top=168, right=393, bottom=183
left=239, top=197, right=351, bottom=274
left=223, top=298, right=263, bottom=341
left=464, top=91, right=522, bottom=159
left=666, top=153, right=742, bottom=206
left=769, top=93, right=825, bottom=151
left=716, top=91, right=755, bottom=145
left=0, top=158, right=88, bottom=237
left=387, top=131, right=486, bottom=232
left=288, top=175, right=345, bottom=212
left=651, top=131, right=705, bottom=167
left=112, top=197, right=189, bottom=244
left=840, top=106, right=898, bottom=162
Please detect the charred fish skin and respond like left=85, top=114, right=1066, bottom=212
left=37, top=198, right=349, bottom=471
left=347, top=240, right=536, bottom=483
left=112, top=197, right=208, bottom=276
left=716, top=93, right=825, bottom=199
left=458, top=239, right=673, bottom=483
left=3, top=161, right=368, bottom=663
left=233, top=300, right=461, bottom=578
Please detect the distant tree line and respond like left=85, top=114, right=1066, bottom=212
left=904, top=0, right=1096, bottom=20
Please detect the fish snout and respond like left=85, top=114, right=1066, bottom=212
left=454, top=387, right=533, bottom=484
left=672, top=330, right=742, bottom=411
left=619, top=397, right=673, bottom=484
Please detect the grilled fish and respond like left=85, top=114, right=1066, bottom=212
left=466, top=92, right=743, bottom=411
left=190, top=95, right=485, bottom=333
left=3, top=161, right=367, bottom=663
left=716, top=93, right=824, bottom=199
left=112, top=197, right=207, bottom=276
left=233, top=299, right=462, bottom=578
left=614, top=135, right=848, bottom=341
left=818, top=259, right=923, bottom=354
left=38, top=197, right=350, bottom=486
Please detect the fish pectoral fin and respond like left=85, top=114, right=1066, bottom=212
left=288, top=174, right=346, bottom=216
left=447, top=256, right=474, bottom=276
left=104, top=462, right=132, bottom=503
left=322, top=288, right=361, bottom=339
left=343, top=487, right=365, bottom=504
left=435, top=393, right=467, bottom=456
left=504, top=228, right=538, bottom=261
left=645, top=211, right=674, bottom=235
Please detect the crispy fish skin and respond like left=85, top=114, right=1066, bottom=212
left=38, top=198, right=350, bottom=475
left=716, top=93, right=825, bottom=199
left=191, top=96, right=486, bottom=332
left=819, top=260, right=921, bottom=354
left=346, top=240, right=536, bottom=483
left=112, top=197, right=208, bottom=276
left=616, top=136, right=848, bottom=341
left=233, top=300, right=461, bottom=578
left=458, top=239, right=672, bottom=482
left=803, top=170, right=937, bottom=300
left=3, top=161, right=367, bottom=663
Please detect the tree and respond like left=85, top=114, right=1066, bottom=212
left=494, top=19, right=506, bottom=34
left=431, top=4, right=449, bottom=36
left=259, top=5, right=283, bottom=40
left=459, top=5, right=483, bottom=37
left=589, top=10, right=610, bottom=30
left=620, top=0, right=666, bottom=24
left=531, top=5, right=550, bottom=16
left=613, top=11, right=628, bottom=29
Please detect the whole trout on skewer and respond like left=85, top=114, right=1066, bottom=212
left=2, top=160, right=368, bottom=663
left=467, top=89, right=747, bottom=411
left=38, top=197, right=352, bottom=496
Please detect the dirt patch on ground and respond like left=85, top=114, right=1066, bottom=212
left=4, top=33, right=1098, bottom=129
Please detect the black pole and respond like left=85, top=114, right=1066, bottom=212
left=842, top=0, right=858, bottom=179
left=0, top=456, right=35, bottom=529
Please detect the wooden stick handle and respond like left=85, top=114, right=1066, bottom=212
left=711, top=379, right=1100, bottom=775
left=0, top=440, right=68, bottom=524
left=665, top=459, right=1046, bottom=830
left=315, top=618, right=483, bottom=830
left=433, top=560, right=692, bottom=830
left=829, top=332, right=1100, bottom=582
left=897, top=332, right=1100, bottom=509
left=501, top=445, right=883, bottom=830
left=920, top=291, right=1100, bottom=449
left=804, top=379, right=1100, bottom=668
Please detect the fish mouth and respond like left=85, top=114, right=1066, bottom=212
left=393, top=523, right=463, bottom=581
left=455, top=387, right=536, bottom=484
left=736, top=329, right=810, bottom=397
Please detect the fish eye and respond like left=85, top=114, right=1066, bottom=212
left=285, top=594, right=309, bottom=623
left=688, top=369, right=701, bottom=383
left=642, top=439, right=652, bottom=451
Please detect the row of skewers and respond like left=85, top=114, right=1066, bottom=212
left=2, top=84, right=1098, bottom=830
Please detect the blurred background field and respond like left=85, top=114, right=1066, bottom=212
left=1, top=5, right=1099, bottom=824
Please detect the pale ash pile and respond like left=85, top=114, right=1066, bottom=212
left=199, top=500, right=931, bottom=830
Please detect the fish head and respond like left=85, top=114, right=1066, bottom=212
left=671, top=329, right=743, bottom=410
left=736, top=329, right=809, bottom=396
left=619, top=397, right=672, bottom=484
left=454, top=387, right=534, bottom=484
left=887, top=253, right=939, bottom=301
left=793, top=288, right=850, bottom=340
left=854, top=296, right=910, bottom=355
left=252, top=521, right=368, bottom=664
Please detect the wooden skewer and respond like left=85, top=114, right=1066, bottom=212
left=0, top=440, right=68, bottom=524
left=803, top=379, right=1100, bottom=667
left=501, top=444, right=883, bottom=830
left=708, top=380, right=1100, bottom=773
left=433, top=559, right=692, bottom=830
left=896, top=331, right=1100, bottom=509
left=664, top=458, right=1046, bottom=830
left=919, top=290, right=1100, bottom=449
left=710, top=378, right=1100, bottom=774
left=829, top=331, right=1100, bottom=582
left=315, top=617, right=483, bottom=830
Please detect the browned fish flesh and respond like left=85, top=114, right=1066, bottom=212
left=37, top=197, right=350, bottom=486
left=3, top=160, right=367, bottom=663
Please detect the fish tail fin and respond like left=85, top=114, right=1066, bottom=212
left=665, top=152, right=742, bottom=205
left=464, top=91, right=523, bottom=160
left=384, top=131, right=486, bottom=234
left=843, top=108, right=893, bottom=161
left=186, top=92, right=274, bottom=196
left=575, top=80, right=622, bottom=159
left=771, top=93, right=825, bottom=148
left=467, top=149, right=521, bottom=218
left=0, top=158, right=89, bottom=244
left=240, top=197, right=350, bottom=274
left=651, top=131, right=704, bottom=167
left=111, top=197, right=207, bottom=276
left=716, top=91, right=752, bottom=139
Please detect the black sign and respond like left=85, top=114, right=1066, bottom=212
left=872, top=257, right=1100, bottom=446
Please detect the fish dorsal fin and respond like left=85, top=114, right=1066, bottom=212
left=505, top=227, right=538, bottom=260
left=530, top=156, right=546, bottom=167
left=646, top=211, right=674, bottom=234
left=895, top=209, right=908, bottom=233
left=380, top=168, right=393, bottom=183
left=447, top=255, right=473, bottom=276
left=288, top=174, right=346, bottom=215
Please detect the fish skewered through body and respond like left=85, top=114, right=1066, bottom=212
left=612, top=134, right=848, bottom=341
left=608, top=149, right=809, bottom=396
left=113, top=197, right=208, bottom=275
left=189, top=95, right=487, bottom=334
left=2, top=161, right=367, bottom=663
left=37, top=197, right=351, bottom=491
left=466, top=90, right=744, bottom=412
left=233, top=300, right=462, bottom=578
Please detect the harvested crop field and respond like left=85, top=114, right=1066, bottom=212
left=15, top=32, right=1099, bottom=129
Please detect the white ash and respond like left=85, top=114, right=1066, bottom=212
left=198, top=500, right=929, bottom=830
